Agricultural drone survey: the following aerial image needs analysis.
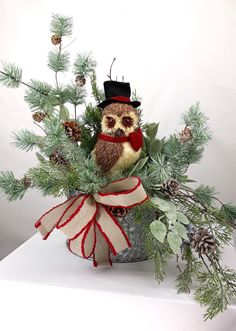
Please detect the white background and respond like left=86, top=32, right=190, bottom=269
left=0, top=0, right=236, bottom=259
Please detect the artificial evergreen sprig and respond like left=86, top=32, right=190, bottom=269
left=0, top=63, right=22, bottom=88
left=0, top=171, right=30, bottom=200
left=48, top=49, right=70, bottom=72
left=12, top=129, right=44, bottom=151
left=50, top=14, right=73, bottom=37
left=73, top=52, right=97, bottom=77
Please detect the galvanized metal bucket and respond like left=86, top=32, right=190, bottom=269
left=111, top=212, right=148, bottom=263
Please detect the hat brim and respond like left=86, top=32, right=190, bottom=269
left=97, top=99, right=141, bottom=109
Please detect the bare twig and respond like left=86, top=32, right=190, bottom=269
left=107, top=57, right=116, bottom=80
left=176, top=254, right=182, bottom=273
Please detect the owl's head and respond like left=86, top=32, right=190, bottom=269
left=101, top=103, right=140, bottom=137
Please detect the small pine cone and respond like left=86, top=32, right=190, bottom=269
left=108, top=206, right=128, bottom=218
left=75, top=74, right=86, bottom=87
left=51, top=34, right=61, bottom=45
left=192, top=228, right=216, bottom=256
left=50, top=152, right=68, bottom=166
left=162, top=178, right=180, bottom=197
left=63, top=121, right=81, bottom=143
left=179, top=127, right=192, bottom=143
left=22, top=176, right=31, bottom=188
left=32, top=111, right=46, bottom=123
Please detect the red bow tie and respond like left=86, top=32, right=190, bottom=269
left=98, top=128, right=143, bottom=151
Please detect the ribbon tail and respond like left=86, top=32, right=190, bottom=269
left=96, top=206, right=131, bottom=258
left=35, top=195, right=79, bottom=240
left=93, top=225, right=111, bottom=267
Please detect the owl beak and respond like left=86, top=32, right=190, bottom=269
left=115, top=128, right=125, bottom=137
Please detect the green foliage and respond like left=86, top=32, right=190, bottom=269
left=80, top=104, right=102, bottom=154
left=145, top=227, right=173, bottom=283
left=162, top=103, right=211, bottom=178
left=195, top=268, right=236, bottom=320
left=12, top=129, right=44, bottom=151
left=176, top=245, right=202, bottom=293
left=129, top=157, right=149, bottom=176
left=73, top=52, right=97, bottom=76
left=0, top=63, right=22, bottom=88
left=0, top=171, right=28, bottom=200
left=90, top=71, right=104, bottom=104
left=24, top=80, right=53, bottom=111
left=193, top=185, right=216, bottom=207
left=66, top=83, right=86, bottom=107
left=50, top=14, right=73, bottom=37
left=220, top=203, right=236, bottom=223
left=48, top=50, right=70, bottom=72
left=150, top=218, right=167, bottom=243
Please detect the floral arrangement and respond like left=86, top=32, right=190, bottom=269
left=1, top=14, right=236, bottom=319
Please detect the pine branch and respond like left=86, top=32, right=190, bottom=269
left=144, top=226, right=173, bottom=283
left=48, top=49, right=70, bottom=72
left=73, top=52, right=97, bottom=76
left=66, top=82, right=86, bottom=107
left=162, top=103, right=211, bottom=178
left=193, top=185, right=216, bottom=207
left=0, top=171, right=29, bottom=200
left=24, top=80, right=54, bottom=111
left=195, top=268, right=236, bottom=320
left=12, top=129, right=44, bottom=151
left=0, top=63, right=22, bottom=88
left=50, top=14, right=73, bottom=37
left=90, top=71, right=104, bottom=104
left=28, top=162, right=72, bottom=197
left=176, top=245, right=202, bottom=293
left=220, top=204, right=236, bottom=223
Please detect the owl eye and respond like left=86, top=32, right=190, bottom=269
left=122, top=116, right=133, bottom=127
left=106, top=116, right=116, bottom=128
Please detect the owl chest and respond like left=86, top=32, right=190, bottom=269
left=110, top=142, right=141, bottom=173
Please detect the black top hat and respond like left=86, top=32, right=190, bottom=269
left=97, top=80, right=141, bottom=109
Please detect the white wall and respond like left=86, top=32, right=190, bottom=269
left=0, top=0, right=236, bottom=260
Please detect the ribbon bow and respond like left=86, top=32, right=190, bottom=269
left=35, top=177, right=148, bottom=266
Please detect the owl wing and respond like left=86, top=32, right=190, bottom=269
left=94, top=140, right=123, bottom=173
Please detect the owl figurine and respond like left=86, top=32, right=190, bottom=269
left=93, top=80, right=143, bottom=174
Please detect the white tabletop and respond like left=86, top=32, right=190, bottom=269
left=0, top=231, right=235, bottom=331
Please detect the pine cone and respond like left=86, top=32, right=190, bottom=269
left=75, top=74, right=86, bottom=87
left=192, top=228, right=216, bottom=256
left=108, top=206, right=128, bottom=218
left=179, top=127, right=192, bottom=143
left=32, top=111, right=46, bottom=123
left=51, top=34, right=61, bottom=45
left=63, top=121, right=81, bottom=143
left=22, top=176, right=31, bottom=188
left=50, top=152, right=68, bottom=166
left=162, top=178, right=180, bottom=196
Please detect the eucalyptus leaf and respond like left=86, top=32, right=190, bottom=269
left=177, top=211, right=189, bottom=224
left=156, top=198, right=177, bottom=224
left=36, top=152, right=46, bottom=163
left=166, top=207, right=177, bottom=224
left=59, top=105, right=70, bottom=121
left=155, top=197, right=175, bottom=212
left=174, top=222, right=188, bottom=240
left=150, top=219, right=167, bottom=243
left=129, top=157, right=149, bottom=176
left=149, top=139, right=162, bottom=159
left=146, top=122, right=159, bottom=140
left=167, top=231, right=182, bottom=254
